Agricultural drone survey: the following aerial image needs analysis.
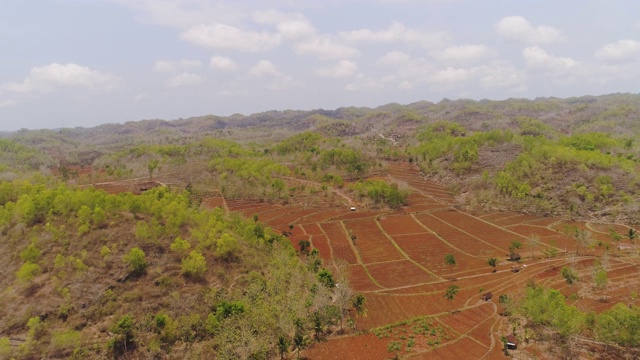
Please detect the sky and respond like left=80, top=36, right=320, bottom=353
left=1, top=0, right=639, bottom=131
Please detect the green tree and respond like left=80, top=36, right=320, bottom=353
left=487, top=257, right=497, bottom=273
left=298, top=239, right=311, bottom=255
left=443, top=284, right=460, bottom=301
left=561, top=266, right=579, bottom=286
left=148, top=159, right=159, bottom=180
left=509, top=240, right=522, bottom=254
left=444, top=253, right=456, bottom=279
left=110, top=315, right=135, bottom=353
left=352, top=293, right=367, bottom=318
left=317, top=269, right=335, bottom=288
left=123, top=247, right=147, bottom=275
left=292, top=329, right=308, bottom=360
left=628, top=228, right=637, bottom=243
left=277, top=335, right=290, bottom=360
left=593, top=267, right=608, bottom=300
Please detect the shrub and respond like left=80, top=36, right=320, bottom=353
left=216, top=233, right=238, bottom=259
left=50, top=329, right=81, bottom=353
left=17, top=262, right=41, bottom=283
left=20, top=243, right=41, bottom=263
left=123, top=247, right=147, bottom=275
left=170, top=237, right=191, bottom=257
left=181, top=250, right=207, bottom=278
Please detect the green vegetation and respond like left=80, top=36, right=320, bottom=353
left=350, top=179, right=408, bottom=209
left=0, top=181, right=363, bottom=358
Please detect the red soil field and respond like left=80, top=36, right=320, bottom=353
left=378, top=214, right=430, bottom=235
left=308, top=234, right=332, bottom=263
left=410, top=334, right=490, bottom=360
left=391, top=233, right=484, bottom=277
left=506, top=224, right=561, bottom=238
left=320, top=222, right=358, bottom=265
left=347, top=264, right=383, bottom=292
left=429, top=209, right=527, bottom=251
left=296, top=208, right=349, bottom=225
left=201, top=196, right=225, bottom=209
left=347, top=219, right=405, bottom=264
left=438, top=303, right=495, bottom=335
left=490, top=213, right=545, bottom=227
left=266, top=208, right=319, bottom=229
left=414, top=213, right=503, bottom=256
left=366, top=259, right=437, bottom=288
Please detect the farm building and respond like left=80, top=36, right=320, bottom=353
left=506, top=335, right=518, bottom=350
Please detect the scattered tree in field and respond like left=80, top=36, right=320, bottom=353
left=628, top=228, right=637, bottom=243
left=527, top=235, right=540, bottom=259
left=298, top=239, right=311, bottom=255
left=148, top=159, right=159, bottom=180
left=352, top=293, right=367, bottom=318
left=444, top=253, right=456, bottom=279
left=487, top=257, right=498, bottom=272
left=509, top=240, right=522, bottom=254
left=564, top=226, right=593, bottom=255
left=593, top=263, right=608, bottom=300
left=443, top=285, right=460, bottom=301
left=387, top=340, right=401, bottom=360
left=123, top=247, right=147, bottom=276
left=561, top=266, right=579, bottom=286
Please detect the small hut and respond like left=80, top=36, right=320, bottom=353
left=482, top=292, right=493, bottom=301
left=506, top=335, right=518, bottom=350
left=509, top=253, right=521, bottom=262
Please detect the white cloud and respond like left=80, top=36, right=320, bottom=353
left=113, top=0, right=243, bottom=29
left=166, top=72, right=205, bottom=87
left=340, top=22, right=451, bottom=49
left=476, top=62, right=526, bottom=90
left=316, top=60, right=357, bottom=78
left=523, top=46, right=578, bottom=71
left=210, top=56, right=238, bottom=71
left=432, top=44, right=491, bottom=64
left=0, top=99, right=17, bottom=108
left=294, top=36, right=359, bottom=59
left=2, top=63, right=121, bottom=93
left=596, top=39, right=640, bottom=62
left=180, top=24, right=281, bottom=52
left=153, top=59, right=201, bottom=72
left=431, top=67, right=471, bottom=83
left=252, top=10, right=316, bottom=40
left=249, top=60, right=281, bottom=77
left=133, top=93, right=149, bottom=102
left=346, top=74, right=384, bottom=91
left=267, top=75, right=299, bottom=91
left=495, top=16, right=563, bottom=44
left=377, top=51, right=411, bottom=66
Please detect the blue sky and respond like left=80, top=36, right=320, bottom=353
left=1, top=0, right=639, bottom=131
